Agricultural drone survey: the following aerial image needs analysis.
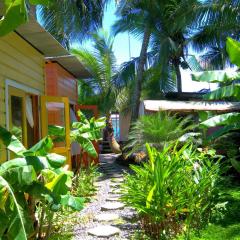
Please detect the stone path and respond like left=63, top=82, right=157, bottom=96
left=74, top=154, right=139, bottom=239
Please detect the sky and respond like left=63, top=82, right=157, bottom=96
left=83, top=0, right=218, bottom=93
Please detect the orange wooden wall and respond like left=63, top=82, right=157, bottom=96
left=45, top=62, right=77, bottom=103
left=45, top=62, right=78, bottom=125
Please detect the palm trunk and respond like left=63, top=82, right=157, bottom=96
left=106, top=113, right=121, bottom=154
left=131, top=26, right=151, bottom=122
left=173, top=59, right=182, bottom=93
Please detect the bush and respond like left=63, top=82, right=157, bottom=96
left=125, top=112, right=197, bottom=156
left=121, top=143, right=221, bottom=239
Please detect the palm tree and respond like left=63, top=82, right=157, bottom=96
left=38, top=0, right=110, bottom=49
left=72, top=31, right=124, bottom=153
left=113, top=0, right=204, bottom=120
left=190, top=0, right=240, bottom=70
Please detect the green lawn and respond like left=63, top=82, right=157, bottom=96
left=187, top=179, right=240, bottom=240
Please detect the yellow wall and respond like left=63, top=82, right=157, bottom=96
left=0, top=32, right=45, bottom=162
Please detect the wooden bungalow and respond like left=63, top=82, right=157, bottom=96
left=0, top=16, right=90, bottom=167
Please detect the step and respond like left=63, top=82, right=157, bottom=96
left=87, top=225, right=120, bottom=237
left=101, top=202, right=125, bottom=211
left=94, top=213, right=120, bottom=222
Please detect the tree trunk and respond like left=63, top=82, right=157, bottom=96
left=131, top=26, right=151, bottom=122
left=173, top=59, right=182, bottom=93
left=106, top=113, right=121, bottom=154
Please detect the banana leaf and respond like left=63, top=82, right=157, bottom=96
left=46, top=153, right=66, bottom=168
left=206, top=124, right=240, bottom=141
left=25, top=136, right=53, bottom=156
left=226, top=37, right=240, bottom=67
left=231, top=158, right=240, bottom=173
left=0, top=156, right=50, bottom=174
left=191, top=70, right=240, bottom=83
left=0, top=126, right=26, bottom=156
left=0, top=176, right=27, bottom=240
left=200, top=112, right=240, bottom=128
left=60, top=195, right=84, bottom=210
left=203, top=84, right=240, bottom=100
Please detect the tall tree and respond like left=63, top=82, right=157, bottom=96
left=114, top=0, right=203, bottom=120
left=38, top=0, right=110, bottom=49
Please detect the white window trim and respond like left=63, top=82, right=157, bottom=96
left=5, top=79, right=40, bottom=130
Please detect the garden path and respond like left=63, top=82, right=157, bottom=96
left=74, top=154, right=140, bottom=240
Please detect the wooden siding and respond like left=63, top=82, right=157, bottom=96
left=0, top=32, right=45, bottom=163
left=45, top=62, right=77, bottom=103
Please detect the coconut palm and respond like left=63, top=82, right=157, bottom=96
left=38, top=0, right=110, bottom=49
left=71, top=31, right=125, bottom=153
left=190, top=0, right=240, bottom=70
left=113, top=0, right=207, bottom=120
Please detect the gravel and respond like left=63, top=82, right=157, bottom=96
left=73, top=154, right=140, bottom=240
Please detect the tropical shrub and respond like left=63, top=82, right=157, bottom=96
left=48, top=110, right=105, bottom=159
left=0, top=126, right=84, bottom=239
left=121, top=143, right=221, bottom=239
left=125, top=112, right=197, bottom=156
left=191, top=37, right=240, bottom=172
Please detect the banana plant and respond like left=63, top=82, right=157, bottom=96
left=0, top=126, right=84, bottom=239
left=48, top=110, right=106, bottom=158
left=191, top=37, right=240, bottom=140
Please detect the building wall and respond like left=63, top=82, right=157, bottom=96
left=45, top=62, right=77, bottom=103
left=119, top=112, right=131, bottom=142
left=0, top=32, right=45, bottom=162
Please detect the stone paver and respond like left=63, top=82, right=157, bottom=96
left=87, top=225, right=120, bottom=237
left=94, top=213, right=120, bottom=222
left=101, top=202, right=125, bottom=211
left=74, top=153, right=139, bottom=239
left=106, top=196, right=120, bottom=201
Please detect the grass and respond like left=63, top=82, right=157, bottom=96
left=177, top=176, right=240, bottom=240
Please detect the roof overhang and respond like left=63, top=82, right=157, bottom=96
left=140, top=100, right=240, bottom=115
left=15, top=15, right=90, bottom=78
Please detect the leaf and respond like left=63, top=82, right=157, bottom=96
left=60, top=195, right=84, bottom=210
left=0, top=156, right=50, bottom=174
left=26, top=136, right=53, bottom=156
left=200, top=112, right=240, bottom=128
left=1, top=166, right=37, bottom=189
left=191, top=70, right=240, bottom=83
left=29, top=0, right=50, bottom=5
left=0, top=176, right=27, bottom=240
left=0, top=0, right=28, bottom=37
left=45, top=173, right=68, bottom=196
left=46, top=153, right=66, bottom=168
left=0, top=126, right=26, bottom=156
left=226, top=37, right=240, bottom=67
left=206, top=124, right=240, bottom=141
left=231, top=159, right=240, bottom=173
left=146, top=184, right=156, bottom=209
left=203, top=84, right=240, bottom=100
left=76, top=136, right=97, bottom=157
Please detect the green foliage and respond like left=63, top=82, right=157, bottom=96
left=192, top=38, right=240, bottom=143
left=121, top=143, right=221, bottom=239
left=125, top=112, right=197, bottom=155
left=0, top=126, right=84, bottom=239
left=72, top=163, right=99, bottom=202
left=48, top=110, right=105, bottom=158
left=226, top=37, right=240, bottom=67
left=0, top=0, right=50, bottom=37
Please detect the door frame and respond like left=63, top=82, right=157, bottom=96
left=40, top=96, right=71, bottom=169
left=5, top=80, right=41, bottom=160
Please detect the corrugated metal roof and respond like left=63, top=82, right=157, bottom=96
left=15, top=15, right=90, bottom=78
left=140, top=100, right=240, bottom=115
